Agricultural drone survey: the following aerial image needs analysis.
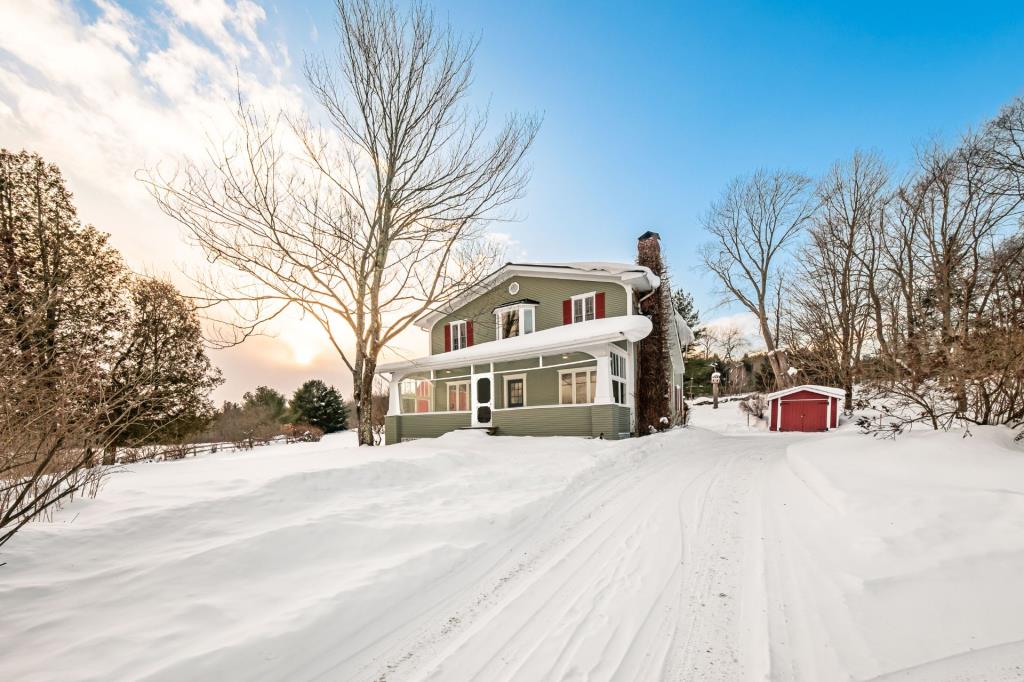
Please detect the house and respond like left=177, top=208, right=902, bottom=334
left=765, top=384, right=844, bottom=432
left=377, top=245, right=691, bottom=443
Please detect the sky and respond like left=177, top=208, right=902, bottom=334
left=1, top=0, right=1023, bottom=402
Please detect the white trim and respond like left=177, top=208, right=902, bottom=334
left=609, top=348, right=628, bottom=405
left=826, top=396, right=832, bottom=432
left=570, top=291, right=598, bottom=324
left=503, top=373, right=527, bottom=408
left=448, top=319, right=468, bottom=351
left=495, top=359, right=594, bottom=375
left=776, top=396, right=782, bottom=432
left=378, top=316, right=652, bottom=373
left=494, top=303, right=537, bottom=339
left=445, top=380, right=470, bottom=412
left=558, top=367, right=598, bottom=405
left=471, top=372, right=494, bottom=427
left=764, top=384, right=845, bottom=401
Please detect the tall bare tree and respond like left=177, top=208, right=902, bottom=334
left=144, top=0, right=539, bottom=445
left=786, top=152, right=888, bottom=410
left=700, top=170, right=816, bottom=388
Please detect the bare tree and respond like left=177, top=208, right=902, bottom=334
left=786, top=151, right=888, bottom=410
left=144, top=0, right=539, bottom=445
left=0, top=321, right=167, bottom=549
left=701, top=323, right=747, bottom=363
left=701, top=170, right=816, bottom=388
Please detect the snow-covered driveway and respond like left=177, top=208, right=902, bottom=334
left=3, top=409, right=1024, bottom=681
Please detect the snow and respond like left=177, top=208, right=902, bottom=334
left=3, top=410, right=1024, bottom=681
left=764, top=383, right=846, bottom=400
left=378, top=315, right=652, bottom=373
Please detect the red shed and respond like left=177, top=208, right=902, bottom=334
left=765, top=385, right=844, bottom=432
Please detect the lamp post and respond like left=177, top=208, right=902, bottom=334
left=710, top=363, right=721, bottom=410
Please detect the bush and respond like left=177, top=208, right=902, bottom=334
left=282, top=423, right=324, bottom=443
left=738, top=394, right=767, bottom=419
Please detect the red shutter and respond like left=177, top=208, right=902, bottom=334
left=466, top=320, right=474, bottom=346
left=444, top=324, right=451, bottom=352
left=563, top=299, right=572, bottom=324
left=595, top=292, right=606, bottom=319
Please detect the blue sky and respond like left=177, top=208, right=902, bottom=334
left=3, top=0, right=1023, bottom=399
left=275, top=0, right=1024, bottom=317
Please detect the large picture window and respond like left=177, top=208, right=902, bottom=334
left=446, top=381, right=470, bottom=411
left=399, top=379, right=433, bottom=413
left=559, top=368, right=597, bottom=405
left=572, top=293, right=596, bottom=323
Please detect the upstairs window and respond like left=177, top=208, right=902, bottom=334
left=572, top=293, right=595, bottom=323
left=450, top=320, right=468, bottom=350
left=494, top=301, right=537, bottom=339
left=444, top=320, right=471, bottom=352
left=563, top=292, right=604, bottom=324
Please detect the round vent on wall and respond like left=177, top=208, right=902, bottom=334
left=508, top=281, right=520, bottom=295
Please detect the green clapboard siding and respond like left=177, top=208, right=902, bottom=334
left=387, top=404, right=632, bottom=443
left=386, top=412, right=470, bottom=443
left=493, top=363, right=595, bottom=408
left=431, top=276, right=628, bottom=354
left=492, top=405, right=593, bottom=437
left=590, top=404, right=632, bottom=439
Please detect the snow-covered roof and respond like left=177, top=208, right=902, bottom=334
left=415, top=262, right=660, bottom=330
left=764, top=384, right=846, bottom=401
left=378, top=315, right=653, bottom=375
left=673, top=313, right=695, bottom=347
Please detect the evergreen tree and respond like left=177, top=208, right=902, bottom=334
left=290, top=379, right=348, bottom=433
left=243, top=385, right=288, bottom=422
left=0, top=149, right=130, bottom=372
left=671, top=289, right=702, bottom=342
left=111, top=277, right=223, bottom=444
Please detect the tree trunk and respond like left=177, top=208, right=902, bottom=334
left=353, top=357, right=377, bottom=446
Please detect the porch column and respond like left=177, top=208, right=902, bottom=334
left=592, top=349, right=613, bottom=404
left=388, top=373, right=404, bottom=415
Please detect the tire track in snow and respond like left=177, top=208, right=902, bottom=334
left=351, top=428, right=788, bottom=682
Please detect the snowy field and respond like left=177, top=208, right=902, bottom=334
left=2, top=407, right=1024, bottom=681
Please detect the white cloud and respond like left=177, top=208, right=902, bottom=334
left=0, top=0, right=320, bottom=401
left=702, top=311, right=764, bottom=346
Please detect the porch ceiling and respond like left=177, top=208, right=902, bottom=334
left=377, top=316, right=652, bottom=375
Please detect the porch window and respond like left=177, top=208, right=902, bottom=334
left=505, top=374, right=526, bottom=408
left=559, top=368, right=597, bottom=405
left=572, top=293, right=596, bottom=323
left=449, top=321, right=468, bottom=350
left=399, top=379, right=433, bottom=413
left=446, top=380, right=470, bottom=411
left=611, top=351, right=627, bottom=405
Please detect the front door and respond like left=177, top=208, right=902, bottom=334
left=472, top=373, right=494, bottom=427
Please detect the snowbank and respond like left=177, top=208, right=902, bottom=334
left=767, top=425, right=1024, bottom=680
left=0, top=431, right=616, bottom=682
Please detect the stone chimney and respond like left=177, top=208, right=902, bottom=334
left=635, top=231, right=671, bottom=434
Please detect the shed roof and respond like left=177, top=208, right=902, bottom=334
left=764, top=384, right=846, bottom=401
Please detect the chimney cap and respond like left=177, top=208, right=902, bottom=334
left=638, top=230, right=661, bottom=241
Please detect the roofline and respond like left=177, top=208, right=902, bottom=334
left=378, top=316, right=653, bottom=374
left=413, top=262, right=659, bottom=330
left=764, top=384, right=846, bottom=401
